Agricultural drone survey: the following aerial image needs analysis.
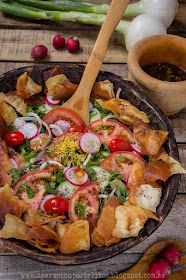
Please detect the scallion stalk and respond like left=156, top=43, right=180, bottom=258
left=0, top=1, right=167, bottom=51
left=15, top=0, right=178, bottom=28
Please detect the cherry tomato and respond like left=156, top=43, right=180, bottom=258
left=5, top=131, right=24, bottom=146
left=44, top=196, right=68, bottom=215
left=109, top=139, right=131, bottom=152
left=67, top=125, right=85, bottom=133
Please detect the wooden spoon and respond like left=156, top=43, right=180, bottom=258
left=61, top=0, right=130, bottom=125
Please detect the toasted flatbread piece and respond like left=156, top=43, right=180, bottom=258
left=16, top=72, right=42, bottom=99
left=46, top=74, right=68, bottom=96
left=135, top=184, right=162, bottom=213
left=0, top=92, right=17, bottom=124
left=166, top=156, right=186, bottom=175
left=92, top=80, right=115, bottom=100
left=112, top=202, right=148, bottom=239
left=97, top=98, right=149, bottom=125
left=60, top=220, right=90, bottom=254
left=55, top=222, right=70, bottom=239
left=0, top=213, right=35, bottom=240
left=5, top=92, right=27, bottom=116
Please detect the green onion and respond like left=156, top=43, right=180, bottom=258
left=0, top=1, right=167, bottom=51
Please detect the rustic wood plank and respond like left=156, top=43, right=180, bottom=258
left=0, top=3, right=185, bottom=36
left=0, top=194, right=185, bottom=280
left=0, top=29, right=127, bottom=63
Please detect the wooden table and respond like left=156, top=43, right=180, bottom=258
left=0, top=1, right=185, bottom=279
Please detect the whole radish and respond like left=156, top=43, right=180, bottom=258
left=66, top=37, right=80, bottom=52
left=53, top=34, right=65, bottom=49
left=149, top=258, right=171, bottom=280
left=31, top=45, right=48, bottom=59
left=160, top=246, right=181, bottom=267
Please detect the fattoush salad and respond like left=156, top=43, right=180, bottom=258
left=0, top=65, right=185, bottom=254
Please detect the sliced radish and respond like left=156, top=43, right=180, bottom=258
left=27, top=112, right=42, bottom=133
left=46, top=95, right=60, bottom=106
left=79, top=132, right=101, bottom=154
left=9, top=158, right=18, bottom=169
left=130, top=143, right=145, bottom=156
left=64, top=167, right=88, bottom=186
left=40, top=194, right=57, bottom=212
left=18, top=123, right=38, bottom=140
left=116, top=87, right=122, bottom=98
left=50, top=124, right=63, bottom=137
left=13, top=118, right=26, bottom=130
left=30, top=133, right=51, bottom=151
left=54, top=120, right=71, bottom=134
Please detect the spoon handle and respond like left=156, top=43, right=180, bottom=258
left=65, top=0, right=130, bottom=110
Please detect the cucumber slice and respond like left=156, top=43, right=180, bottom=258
left=110, top=179, right=128, bottom=203
left=89, top=112, right=99, bottom=123
left=91, top=166, right=111, bottom=190
left=57, top=180, right=78, bottom=200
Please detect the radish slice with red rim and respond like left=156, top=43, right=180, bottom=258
left=50, top=124, right=63, bottom=136
left=40, top=194, right=57, bottom=212
left=30, top=133, right=51, bottom=151
left=18, top=123, right=38, bottom=140
left=9, top=158, right=18, bottom=169
left=46, top=95, right=60, bottom=106
left=79, top=132, right=101, bottom=154
left=64, top=167, right=88, bottom=186
left=130, top=143, right=145, bottom=156
left=126, top=175, right=131, bottom=189
left=54, top=120, right=71, bottom=134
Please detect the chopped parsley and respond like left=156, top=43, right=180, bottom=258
left=46, top=152, right=55, bottom=158
left=108, top=169, right=123, bottom=180
left=117, top=156, right=126, bottom=163
left=10, top=168, right=21, bottom=186
left=45, top=182, right=57, bottom=194
left=26, top=185, right=37, bottom=199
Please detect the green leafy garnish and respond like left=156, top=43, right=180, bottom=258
left=10, top=168, right=21, bottom=186
left=8, top=123, right=16, bottom=131
left=55, top=170, right=66, bottom=184
left=28, top=104, right=48, bottom=119
left=117, top=156, right=126, bottom=163
left=26, top=185, right=37, bottom=199
left=75, top=205, right=87, bottom=218
left=46, top=152, right=55, bottom=158
left=84, top=167, right=98, bottom=181
left=110, top=179, right=128, bottom=203
left=108, top=169, right=123, bottom=180
left=45, top=182, right=57, bottom=194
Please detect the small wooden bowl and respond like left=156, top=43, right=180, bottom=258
left=127, top=35, right=186, bottom=116
left=0, top=64, right=180, bottom=265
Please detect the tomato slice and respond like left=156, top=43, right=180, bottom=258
left=67, top=125, right=85, bottom=133
left=44, top=196, right=68, bottom=215
left=68, top=182, right=100, bottom=223
left=42, top=108, right=85, bottom=127
left=5, top=131, right=24, bottom=146
left=100, top=151, right=145, bottom=182
left=86, top=119, right=133, bottom=145
left=109, top=139, right=131, bottom=152
left=13, top=170, right=51, bottom=209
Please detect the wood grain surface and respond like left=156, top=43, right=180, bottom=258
left=0, top=0, right=185, bottom=278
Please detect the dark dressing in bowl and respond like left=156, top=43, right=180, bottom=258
left=142, top=62, right=186, bottom=82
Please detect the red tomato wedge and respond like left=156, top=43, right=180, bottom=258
left=100, top=151, right=145, bottom=182
left=44, top=196, right=68, bottom=215
left=67, top=125, right=85, bottom=133
left=42, top=108, right=85, bottom=127
left=68, top=182, right=100, bottom=223
left=13, top=170, right=51, bottom=209
left=109, top=139, right=131, bottom=152
left=5, top=131, right=24, bottom=146
left=86, top=119, right=133, bottom=145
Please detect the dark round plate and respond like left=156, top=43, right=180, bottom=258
left=0, top=63, right=180, bottom=265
